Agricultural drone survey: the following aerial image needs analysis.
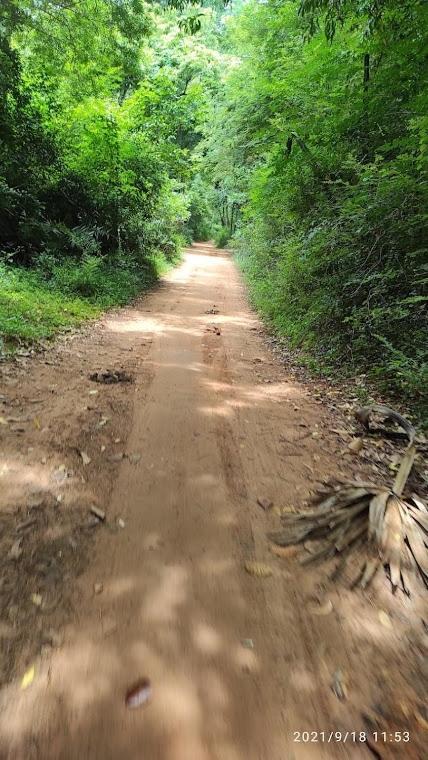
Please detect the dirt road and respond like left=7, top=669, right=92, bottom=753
left=0, top=245, right=425, bottom=759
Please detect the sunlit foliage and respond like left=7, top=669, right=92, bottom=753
left=204, top=0, right=427, bottom=410
left=0, top=1, right=224, bottom=344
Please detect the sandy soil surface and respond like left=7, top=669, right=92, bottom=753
left=0, top=244, right=426, bottom=759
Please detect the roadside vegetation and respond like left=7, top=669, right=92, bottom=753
left=203, top=0, right=428, bottom=420
left=0, top=0, right=224, bottom=348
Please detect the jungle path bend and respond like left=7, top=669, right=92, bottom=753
left=0, top=244, right=382, bottom=759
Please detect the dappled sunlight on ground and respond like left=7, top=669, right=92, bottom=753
left=0, top=548, right=267, bottom=758
left=0, top=244, right=425, bottom=758
left=143, top=564, right=189, bottom=624
left=0, top=456, right=53, bottom=506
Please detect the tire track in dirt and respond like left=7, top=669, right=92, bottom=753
left=0, top=244, right=425, bottom=759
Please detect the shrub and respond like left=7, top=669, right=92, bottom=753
left=214, top=227, right=230, bottom=248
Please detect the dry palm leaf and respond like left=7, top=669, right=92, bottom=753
left=355, top=403, right=416, bottom=442
left=270, top=407, right=427, bottom=593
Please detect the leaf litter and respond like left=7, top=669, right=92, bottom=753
left=125, top=678, right=152, bottom=709
left=257, top=496, right=273, bottom=511
left=269, top=405, right=427, bottom=594
left=89, top=370, right=134, bottom=384
left=21, top=665, right=35, bottom=690
left=0, top=501, right=94, bottom=687
left=80, top=451, right=91, bottom=466
left=90, top=506, right=106, bottom=522
left=308, top=598, right=333, bottom=616
left=244, top=561, right=273, bottom=578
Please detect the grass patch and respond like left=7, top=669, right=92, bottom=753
left=0, top=250, right=178, bottom=351
left=0, top=265, right=98, bottom=346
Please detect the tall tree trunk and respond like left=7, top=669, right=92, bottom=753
left=363, top=53, right=370, bottom=91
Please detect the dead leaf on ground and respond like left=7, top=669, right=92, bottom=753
left=411, top=493, right=427, bottom=510
left=378, top=610, right=392, bottom=629
left=244, top=561, right=273, bottom=577
left=348, top=438, right=363, bottom=453
left=308, top=598, right=333, bottom=616
left=125, top=678, right=152, bottom=709
left=355, top=404, right=416, bottom=442
left=271, top=544, right=300, bottom=559
left=31, top=593, right=42, bottom=607
left=331, top=669, right=348, bottom=700
left=303, top=539, right=327, bottom=556
left=257, top=496, right=273, bottom=512
left=80, top=451, right=91, bottom=466
left=21, top=665, right=35, bottom=690
left=0, top=416, right=8, bottom=426
left=302, top=463, right=314, bottom=474
left=270, top=406, right=427, bottom=594
left=273, top=505, right=297, bottom=517
left=90, top=506, right=106, bottom=522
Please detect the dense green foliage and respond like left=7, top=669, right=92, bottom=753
left=0, top=1, right=224, bottom=346
left=204, top=0, right=427, bottom=414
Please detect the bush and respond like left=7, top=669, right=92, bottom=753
left=0, top=245, right=179, bottom=347
left=214, top=226, right=230, bottom=248
left=0, top=262, right=97, bottom=344
left=215, top=1, right=428, bottom=421
left=184, top=175, right=215, bottom=242
left=48, top=251, right=169, bottom=307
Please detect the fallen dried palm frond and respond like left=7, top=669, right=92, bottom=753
left=354, top=403, right=416, bottom=443
left=270, top=406, right=427, bottom=592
